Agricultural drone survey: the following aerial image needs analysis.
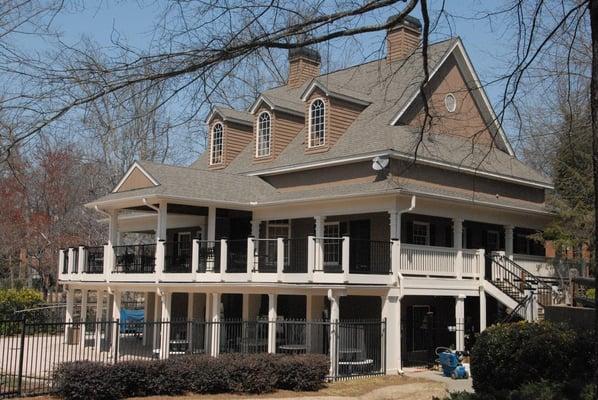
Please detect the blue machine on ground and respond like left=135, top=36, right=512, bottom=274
left=437, top=348, right=469, bottom=379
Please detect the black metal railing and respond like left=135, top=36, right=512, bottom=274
left=349, top=239, right=391, bottom=275
left=218, top=319, right=269, bottom=353
left=113, top=244, right=156, bottom=273
left=284, top=238, right=308, bottom=273
left=253, top=239, right=278, bottom=273
left=313, top=237, right=343, bottom=273
left=197, top=241, right=221, bottom=273
left=85, top=246, right=104, bottom=274
left=226, top=240, right=247, bottom=273
left=164, top=241, right=192, bottom=273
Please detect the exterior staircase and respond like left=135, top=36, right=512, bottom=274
left=485, top=253, right=555, bottom=321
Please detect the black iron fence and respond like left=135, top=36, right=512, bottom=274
left=112, top=244, right=156, bottom=273
left=85, top=246, right=104, bottom=274
left=0, top=318, right=385, bottom=398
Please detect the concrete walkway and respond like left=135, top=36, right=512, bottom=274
left=404, top=368, right=474, bottom=393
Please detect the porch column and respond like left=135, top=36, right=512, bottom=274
left=107, top=211, right=119, bottom=275
left=111, top=290, right=122, bottom=357
left=207, top=206, right=216, bottom=242
left=80, top=289, right=88, bottom=345
left=210, top=293, right=221, bottom=357
left=267, top=293, right=277, bottom=353
left=187, top=293, right=194, bottom=352
left=159, top=290, right=172, bottom=359
left=453, top=218, right=464, bottom=279
left=455, top=295, right=465, bottom=351
left=314, top=216, right=324, bottom=270
left=94, top=290, right=105, bottom=352
left=143, top=291, right=156, bottom=346
left=389, top=211, right=399, bottom=239
left=381, top=294, right=402, bottom=373
left=328, top=291, right=340, bottom=378
left=504, top=225, right=514, bottom=260
left=152, top=292, right=161, bottom=353
left=64, top=288, right=74, bottom=340
left=204, top=293, right=213, bottom=354
left=251, top=219, right=261, bottom=238
left=156, top=201, right=168, bottom=241
left=479, top=287, right=487, bottom=332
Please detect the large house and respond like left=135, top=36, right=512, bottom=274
left=58, top=16, right=556, bottom=374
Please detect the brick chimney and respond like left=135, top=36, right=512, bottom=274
left=287, top=47, right=321, bottom=89
left=386, top=15, right=422, bottom=63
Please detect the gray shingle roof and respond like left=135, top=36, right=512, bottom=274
left=209, top=106, right=253, bottom=125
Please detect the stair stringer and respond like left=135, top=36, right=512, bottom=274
left=483, top=280, right=532, bottom=321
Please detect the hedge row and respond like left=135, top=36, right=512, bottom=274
left=53, top=353, right=329, bottom=400
left=470, top=321, right=596, bottom=398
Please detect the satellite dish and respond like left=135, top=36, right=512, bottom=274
left=372, top=156, right=389, bottom=171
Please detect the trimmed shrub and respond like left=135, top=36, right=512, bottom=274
left=273, top=353, right=329, bottom=391
left=53, top=353, right=329, bottom=399
left=471, top=321, right=576, bottom=394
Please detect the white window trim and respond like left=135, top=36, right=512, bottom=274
left=266, top=220, right=290, bottom=239
left=255, top=111, right=272, bottom=158
left=412, top=221, right=430, bottom=246
left=210, top=122, right=224, bottom=165
left=308, top=98, right=326, bottom=148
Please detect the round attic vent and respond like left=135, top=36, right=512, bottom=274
left=444, top=93, right=457, bottom=113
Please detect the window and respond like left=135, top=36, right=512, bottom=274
left=256, top=112, right=271, bottom=157
left=308, top=99, right=326, bottom=147
left=412, top=222, right=430, bottom=245
left=444, top=93, right=457, bottom=112
left=210, top=123, right=223, bottom=164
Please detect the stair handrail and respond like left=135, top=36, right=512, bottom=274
left=495, top=254, right=555, bottom=307
left=487, top=253, right=532, bottom=303
left=500, top=294, right=532, bottom=323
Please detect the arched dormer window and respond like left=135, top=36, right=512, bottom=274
left=309, top=99, right=326, bottom=148
left=256, top=111, right=271, bottom=157
left=210, top=123, right=224, bottom=165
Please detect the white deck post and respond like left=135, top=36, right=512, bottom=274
left=307, top=235, right=315, bottom=280
left=152, top=292, right=161, bottom=353
left=479, top=286, right=487, bottom=332
left=504, top=225, right=514, bottom=260
left=58, top=249, right=66, bottom=280
left=342, top=236, right=350, bottom=282
left=142, top=291, right=151, bottom=346
left=95, top=290, right=105, bottom=352
left=455, top=295, right=465, bottom=351
left=267, top=293, right=277, bottom=353
left=453, top=218, right=463, bottom=279
left=111, top=290, right=122, bottom=357
left=210, top=293, right=221, bottom=357
left=187, top=293, right=194, bottom=351
left=381, top=294, right=402, bottom=373
left=314, top=216, right=324, bottom=270
left=80, top=289, right=88, bottom=345
left=67, top=248, right=75, bottom=275
left=204, top=293, right=213, bottom=354
left=64, top=288, right=74, bottom=340
left=78, top=246, right=85, bottom=278
left=276, top=237, right=284, bottom=281
left=306, top=295, right=313, bottom=351
left=220, top=239, right=228, bottom=276
left=207, top=207, right=216, bottom=242
left=159, top=290, right=172, bottom=359
left=328, top=290, right=340, bottom=378
left=247, top=237, right=255, bottom=276
left=192, top=239, right=199, bottom=280
left=250, top=219, right=260, bottom=238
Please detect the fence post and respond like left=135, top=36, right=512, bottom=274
left=16, top=317, right=26, bottom=396
left=382, top=318, right=387, bottom=375
left=192, top=239, right=199, bottom=282
left=307, top=236, right=315, bottom=282
left=114, top=319, right=120, bottom=362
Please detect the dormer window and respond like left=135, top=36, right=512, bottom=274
left=308, top=99, right=326, bottom=147
left=256, top=111, right=271, bottom=157
left=210, top=123, right=223, bottom=165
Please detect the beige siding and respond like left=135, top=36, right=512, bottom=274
left=402, top=54, right=496, bottom=145
left=208, top=117, right=252, bottom=170
left=116, top=167, right=155, bottom=192
left=253, top=106, right=304, bottom=164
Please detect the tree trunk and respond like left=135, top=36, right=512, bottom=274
left=589, top=0, right=598, bottom=394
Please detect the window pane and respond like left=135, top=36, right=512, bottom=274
left=309, top=99, right=325, bottom=147
left=257, top=112, right=271, bottom=157
left=211, top=123, right=223, bottom=164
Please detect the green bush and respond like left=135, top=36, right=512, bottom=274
left=470, top=321, right=595, bottom=396
left=0, top=288, right=44, bottom=320
left=53, top=353, right=329, bottom=399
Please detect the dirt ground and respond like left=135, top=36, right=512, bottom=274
left=23, top=374, right=450, bottom=400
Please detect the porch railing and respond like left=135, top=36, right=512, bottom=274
left=113, top=244, right=156, bottom=273
left=196, top=241, right=221, bottom=273
left=284, top=238, right=308, bottom=273
left=164, top=241, right=192, bottom=273
left=85, top=246, right=104, bottom=274
left=349, top=239, right=391, bottom=275
left=226, top=239, right=247, bottom=273
left=400, top=243, right=457, bottom=276
left=313, top=237, right=343, bottom=273
left=252, top=239, right=278, bottom=273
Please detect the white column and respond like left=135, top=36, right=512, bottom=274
left=504, top=225, right=514, bottom=260
left=204, top=293, right=213, bottom=353
left=267, top=293, right=277, bottom=353
left=389, top=211, right=399, bottom=239
left=95, top=290, right=104, bottom=352
left=453, top=218, right=463, bottom=279
left=242, top=294, right=250, bottom=320
left=342, top=235, right=350, bottom=282
left=108, top=211, right=119, bottom=246
left=328, top=291, right=340, bottom=378
left=207, top=206, right=216, bottom=242
left=156, top=201, right=168, bottom=241
left=64, top=288, right=74, bottom=340
left=251, top=219, right=261, bottom=238
left=306, top=295, right=313, bottom=351
left=152, top=292, right=161, bottom=353
left=80, top=289, right=88, bottom=345
left=210, top=293, right=221, bottom=357
left=78, top=246, right=85, bottom=277
left=381, top=294, right=402, bottom=373
left=67, top=248, right=75, bottom=275
left=142, top=292, right=152, bottom=346
left=220, top=239, right=228, bottom=275
left=187, top=293, right=194, bottom=351
left=276, top=237, right=284, bottom=281
left=314, top=216, right=324, bottom=270
left=159, top=291, right=172, bottom=359
left=479, top=287, right=487, bottom=332
left=455, top=295, right=465, bottom=351
left=111, top=290, right=122, bottom=357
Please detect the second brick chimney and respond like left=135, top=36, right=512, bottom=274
left=386, top=15, right=422, bottom=63
left=287, top=47, right=321, bottom=89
